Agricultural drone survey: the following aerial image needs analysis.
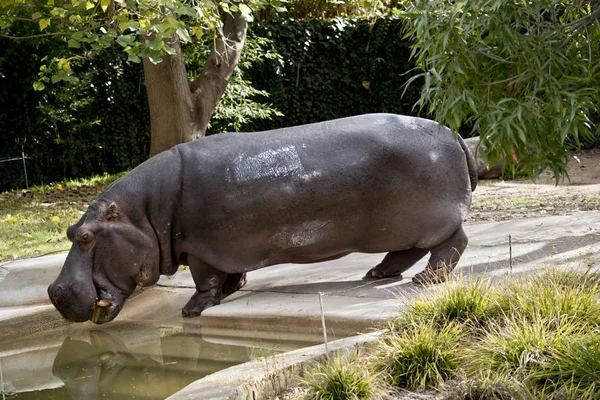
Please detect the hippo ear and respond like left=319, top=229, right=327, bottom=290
left=104, top=202, right=121, bottom=222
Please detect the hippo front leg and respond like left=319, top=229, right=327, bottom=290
left=222, top=272, right=247, bottom=298
left=182, top=257, right=227, bottom=318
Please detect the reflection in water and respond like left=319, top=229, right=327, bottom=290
left=54, top=330, right=251, bottom=400
left=3, top=327, right=279, bottom=400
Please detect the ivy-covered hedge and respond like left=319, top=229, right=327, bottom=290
left=244, top=16, right=424, bottom=131
left=0, top=37, right=150, bottom=191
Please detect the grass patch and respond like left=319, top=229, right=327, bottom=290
left=0, top=172, right=125, bottom=262
left=301, top=350, right=384, bottom=400
left=462, top=315, right=582, bottom=378
left=376, top=321, right=465, bottom=390
left=389, top=276, right=498, bottom=331
left=296, top=268, right=600, bottom=400
left=494, top=269, right=600, bottom=329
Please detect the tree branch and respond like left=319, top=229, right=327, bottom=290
left=190, top=7, right=248, bottom=136
left=0, top=32, right=71, bottom=40
left=475, top=75, right=521, bottom=87
left=474, top=49, right=517, bottom=65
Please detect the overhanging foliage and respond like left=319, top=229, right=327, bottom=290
left=400, top=0, right=600, bottom=180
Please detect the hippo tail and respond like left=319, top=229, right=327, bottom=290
left=458, top=135, right=478, bottom=192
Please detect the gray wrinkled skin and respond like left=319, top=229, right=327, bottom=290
left=48, top=114, right=477, bottom=323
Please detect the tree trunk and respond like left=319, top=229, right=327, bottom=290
left=143, top=37, right=195, bottom=157
left=143, top=10, right=248, bottom=157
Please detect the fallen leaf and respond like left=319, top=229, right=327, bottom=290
left=7, top=216, right=16, bottom=224
left=51, top=216, right=60, bottom=223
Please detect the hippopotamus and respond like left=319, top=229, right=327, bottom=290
left=48, top=113, right=477, bottom=324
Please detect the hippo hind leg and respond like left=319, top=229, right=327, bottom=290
left=413, top=226, right=468, bottom=285
left=222, top=272, right=247, bottom=298
left=365, top=247, right=429, bottom=279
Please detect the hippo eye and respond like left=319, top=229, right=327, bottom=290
left=78, top=230, right=93, bottom=244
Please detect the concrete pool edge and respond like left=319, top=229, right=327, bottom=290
left=168, top=331, right=383, bottom=400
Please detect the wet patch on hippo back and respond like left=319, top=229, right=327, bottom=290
left=229, top=145, right=306, bottom=184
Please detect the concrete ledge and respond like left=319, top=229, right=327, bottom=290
left=168, top=332, right=382, bottom=400
left=0, top=253, right=66, bottom=307
left=199, top=291, right=399, bottom=337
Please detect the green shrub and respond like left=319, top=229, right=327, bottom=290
left=389, top=276, right=500, bottom=332
left=301, top=351, right=383, bottom=400
left=495, top=268, right=600, bottom=329
left=531, top=332, right=600, bottom=397
left=377, top=321, right=465, bottom=390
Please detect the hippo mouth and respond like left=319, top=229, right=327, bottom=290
left=91, top=289, right=126, bottom=324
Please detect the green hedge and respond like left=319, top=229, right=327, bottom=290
left=0, top=36, right=150, bottom=191
left=0, top=16, right=422, bottom=191
left=243, top=16, right=424, bottom=131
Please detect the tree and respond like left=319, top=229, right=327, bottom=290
left=0, top=0, right=285, bottom=156
left=399, top=0, right=600, bottom=180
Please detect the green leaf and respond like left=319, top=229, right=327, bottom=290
left=68, top=38, right=80, bottom=48
left=117, top=35, right=135, bottom=47
left=127, top=53, right=141, bottom=63
left=33, top=81, right=45, bottom=91
left=176, top=28, right=191, bottom=43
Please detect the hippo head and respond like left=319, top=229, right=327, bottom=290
left=48, top=200, right=160, bottom=324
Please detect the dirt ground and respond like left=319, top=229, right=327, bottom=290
left=468, top=148, right=600, bottom=223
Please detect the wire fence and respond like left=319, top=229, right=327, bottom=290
left=0, top=152, right=30, bottom=189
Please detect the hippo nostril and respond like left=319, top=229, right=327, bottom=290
left=48, top=282, right=67, bottom=299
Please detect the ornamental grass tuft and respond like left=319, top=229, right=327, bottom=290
left=376, top=321, right=465, bottom=390
left=389, top=276, right=499, bottom=333
left=301, top=350, right=384, bottom=400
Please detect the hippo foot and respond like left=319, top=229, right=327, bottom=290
left=412, top=267, right=452, bottom=286
left=222, top=273, right=247, bottom=297
left=182, top=290, right=221, bottom=318
left=364, top=268, right=402, bottom=280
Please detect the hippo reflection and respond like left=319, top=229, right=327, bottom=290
left=52, top=330, right=253, bottom=399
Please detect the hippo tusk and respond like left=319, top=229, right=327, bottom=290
left=96, top=299, right=111, bottom=307
left=91, top=299, right=112, bottom=323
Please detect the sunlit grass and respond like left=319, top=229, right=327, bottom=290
left=301, top=350, right=384, bottom=400
left=376, top=321, right=465, bottom=390
left=297, top=268, right=600, bottom=400
left=389, top=276, right=499, bottom=332
left=0, top=172, right=125, bottom=262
